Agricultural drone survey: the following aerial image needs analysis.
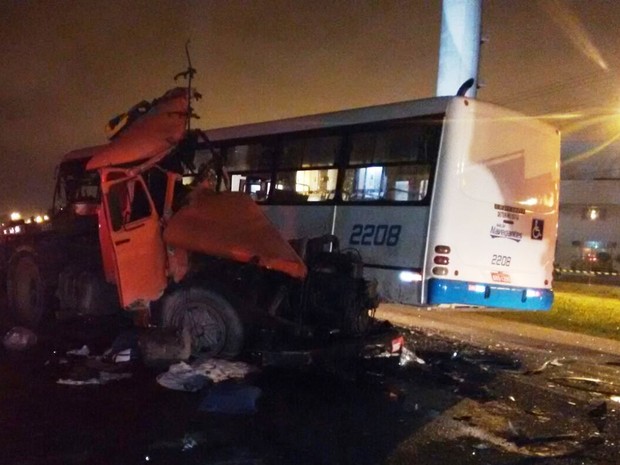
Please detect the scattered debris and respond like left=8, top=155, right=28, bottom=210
left=67, top=345, right=90, bottom=357
left=524, top=407, right=550, bottom=421
left=57, top=371, right=132, bottom=386
left=156, top=359, right=258, bottom=392
left=110, top=348, right=134, bottom=363
left=181, top=434, right=198, bottom=451
left=193, top=358, right=259, bottom=383
left=399, top=347, right=426, bottom=366
left=2, top=326, right=37, bottom=351
left=199, top=383, right=262, bottom=414
left=550, top=376, right=620, bottom=395
left=588, top=401, right=607, bottom=418
left=524, top=357, right=563, bottom=375
left=156, top=362, right=209, bottom=392
left=588, top=401, right=608, bottom=432
left=511, top=432, right=579, bottom=447
left=441, top=399, right=592, bottom=458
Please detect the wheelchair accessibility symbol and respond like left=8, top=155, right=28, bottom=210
left=531, top=219, right=544, bottom=240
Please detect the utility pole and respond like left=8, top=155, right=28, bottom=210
left=436, top=0, right=482, bottom=98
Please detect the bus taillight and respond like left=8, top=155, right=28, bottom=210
left=434, top=256, right=449, bottom=265
left=434, top=245, right=451, bottom=254
left=432, top=266, right=448, bottom=275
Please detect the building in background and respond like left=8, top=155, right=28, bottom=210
left=556, top=145, right=620, bottom=275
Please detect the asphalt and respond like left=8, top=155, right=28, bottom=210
left=376, top=304, right=620, bottom=359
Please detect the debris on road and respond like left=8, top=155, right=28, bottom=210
left=2, top=326, right=37, bottom=351
left=181, top=434, right=198, bottom=451
left=399, top=347, right=426, bottom=366
left=156, top=359, right=259, bottom=392
left=199, top=383, right=262, bottom=414
left=193, top=358, right=259, bottom=383
left=444, top=398, right=595, bottom=458
left=57, top=371, right=132, bottom=386
left=156, top=362, right=209, bottom=392
left=66, top=345, right=90, bottom=357
left=524, top=357, right=564, bottom=375
left=550, top=376, right=620, bottom=396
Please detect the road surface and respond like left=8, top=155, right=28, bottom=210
left=0, top=306, right=619, bottom=465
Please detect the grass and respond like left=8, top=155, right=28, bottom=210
left=481, top=281, right=620, bottom=341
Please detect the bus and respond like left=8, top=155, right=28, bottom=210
left=202, top=96, right=560, bottom=310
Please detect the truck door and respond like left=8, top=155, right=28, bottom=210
left=101, top=170, right=167, bottom=308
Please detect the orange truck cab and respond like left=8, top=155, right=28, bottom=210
left=2, top=88, right=395, bottom=360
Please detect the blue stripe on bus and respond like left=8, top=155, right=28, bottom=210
left=427, top=278, right=553, bottom=310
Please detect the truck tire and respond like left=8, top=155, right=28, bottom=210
left=160, top=287, right=244, bottom=359
left=7, top=255, right=46, bottom=327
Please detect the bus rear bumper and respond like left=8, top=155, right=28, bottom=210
left=427, top=278, right=553, bottom=310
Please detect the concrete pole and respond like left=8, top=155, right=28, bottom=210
left=436, top=0, right=482, bottom=98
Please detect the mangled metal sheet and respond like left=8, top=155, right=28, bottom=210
left=164, top=190, right=307, bottom=279
left=61, top=88, right=190, bottom=169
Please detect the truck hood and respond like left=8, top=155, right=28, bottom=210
left=163, top=191, right=307, bottom=279
left=62, top=88, right=190, bottom=169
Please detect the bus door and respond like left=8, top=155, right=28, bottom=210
left=100, top=169, right=167, bottom=308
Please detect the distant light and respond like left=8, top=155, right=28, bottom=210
left=43, top=215, right=49, bottom=221
left=587, top=207, right=600, bottom=221
left=34, top=215, right=43, bottom=224
left=10, top=212, right=21, bottom=221
left=25, top=219, right=32, bottom=224
left=399, top=271, right=422, bottom=283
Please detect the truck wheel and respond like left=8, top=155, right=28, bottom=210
left=160, top=287, right=244, bottom=358
left=8, top=255, right=46, bottom=327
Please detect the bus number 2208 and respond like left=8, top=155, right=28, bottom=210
left=349, top=224, right=401, bottom=247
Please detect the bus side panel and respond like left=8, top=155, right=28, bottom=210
left=333, top=205, right=430, bottom=304
left=424, top=99, right=560, bottom=310
left=263, top=204, right=431, bottom=304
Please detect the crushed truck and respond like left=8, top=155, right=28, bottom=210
left=0, top=87, right=401, bottom=362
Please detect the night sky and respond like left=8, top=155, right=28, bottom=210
left=1, top=0, right=619, bottom=215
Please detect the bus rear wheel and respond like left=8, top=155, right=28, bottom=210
left=160, top=287, right=244, bottom=359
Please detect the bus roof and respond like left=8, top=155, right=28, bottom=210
left=204, top=96, right=454, bottom=142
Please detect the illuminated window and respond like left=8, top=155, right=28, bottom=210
left=272, top=135, right=340, bottom=203
left=584, top=207, right=605, bottom=221
left=342, top=165, right=431, bottom=201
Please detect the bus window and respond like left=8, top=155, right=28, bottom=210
left=348, top=123, right=440, bottom=165
left=342, top=120, right=440, bottom=202
left=227, top=143, right=275, bottom=171
left=230, top=173, right=271, bottom=201
left=279, top=135, right=340, bottom=169
left=273, top=135, right=341, bottom=202
left=342, top=164, right=431, bottom=201
left=227, top=142, right=276, bottom=201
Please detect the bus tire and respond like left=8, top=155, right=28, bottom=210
left=160, top=287, right=244, bottom=359
left=7, top=254, right=46, bottom=328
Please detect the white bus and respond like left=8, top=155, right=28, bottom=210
left=203, top=96, right=560, bottom=310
